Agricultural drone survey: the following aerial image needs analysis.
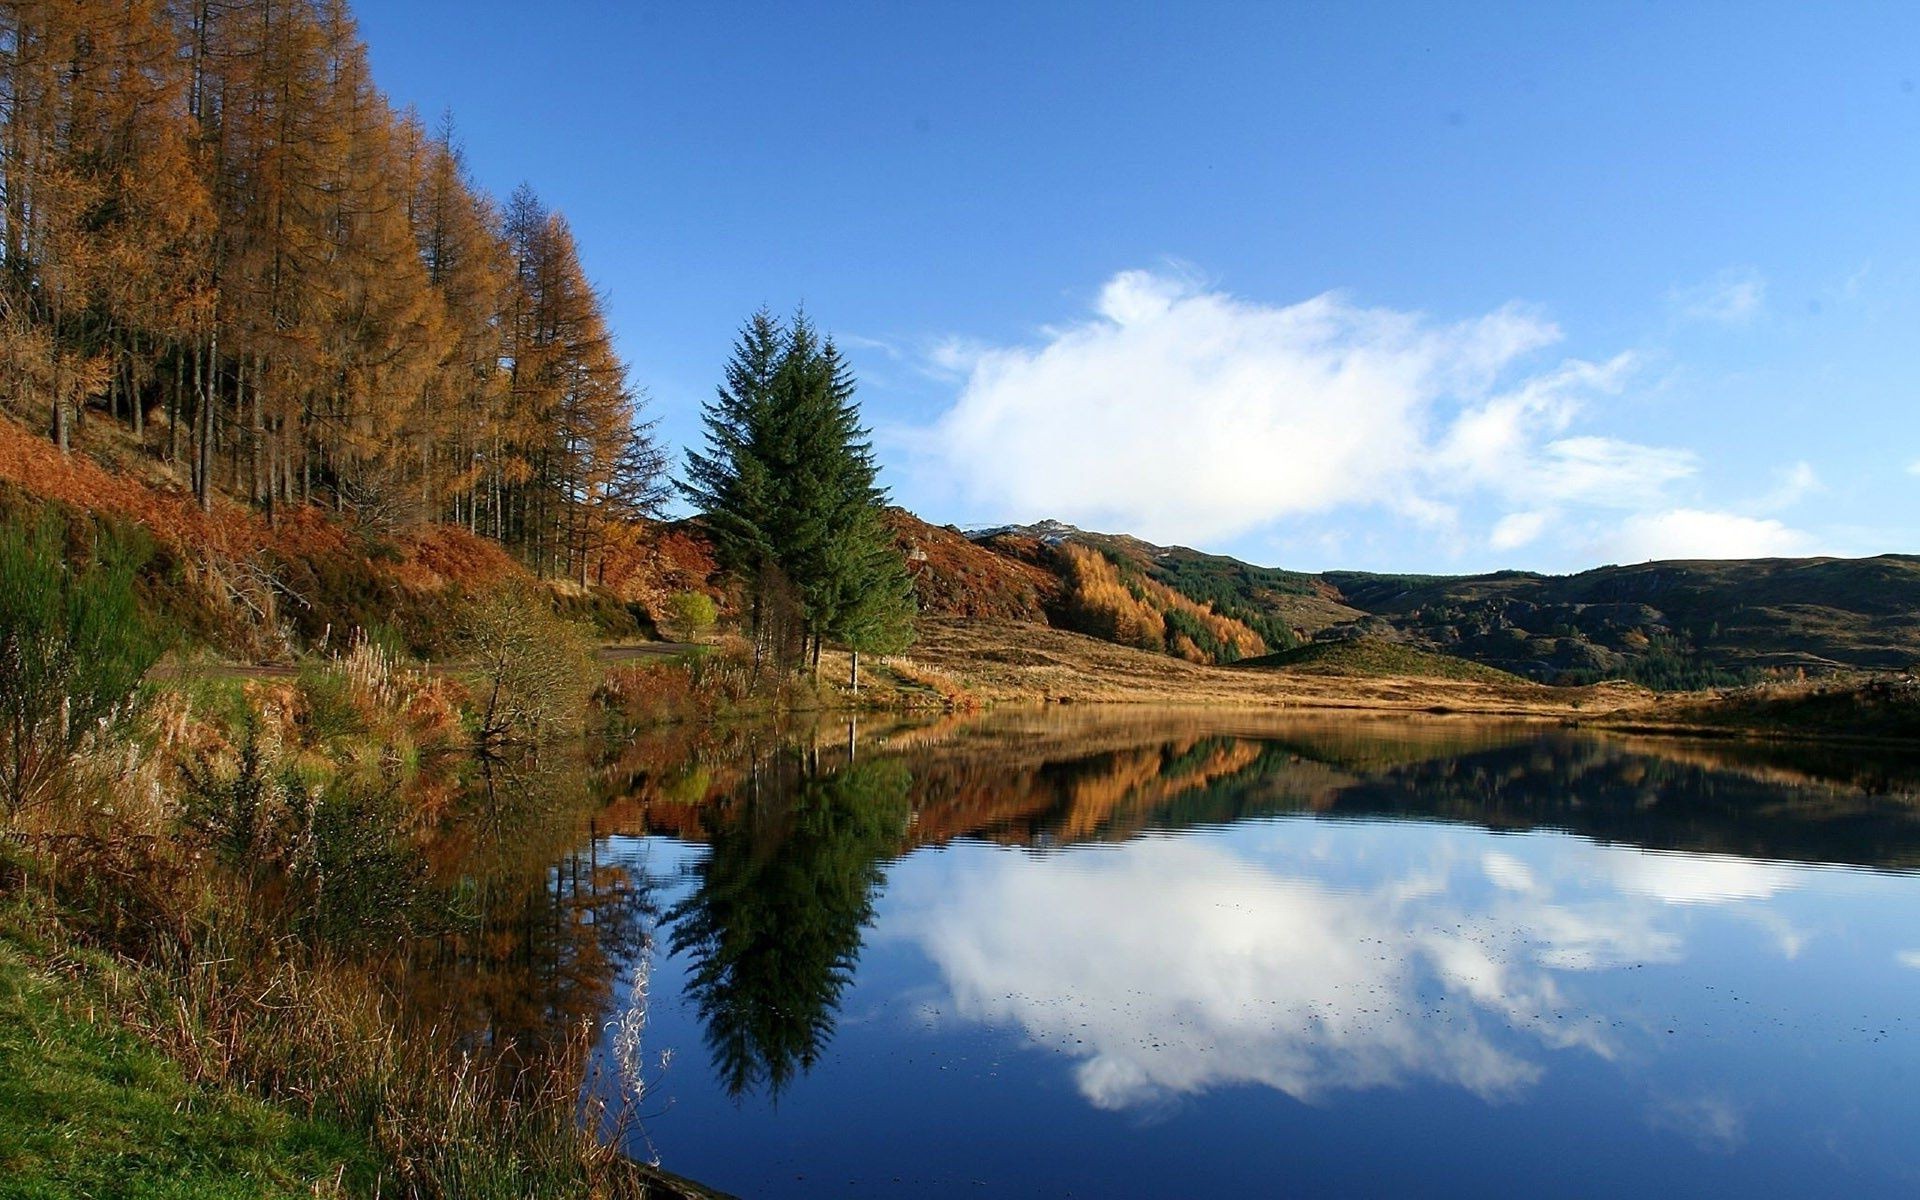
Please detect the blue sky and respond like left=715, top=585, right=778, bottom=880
left=356, top=1, right=1920, bottom=573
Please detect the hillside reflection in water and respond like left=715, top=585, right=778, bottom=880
left=427, top=713, right=1920, bottom=1198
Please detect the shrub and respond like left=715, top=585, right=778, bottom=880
left=462, top=588, right=595, bottom=746
left=0, top=514, right=161, bottom=814
left=666, top=590, right=719, bottom=643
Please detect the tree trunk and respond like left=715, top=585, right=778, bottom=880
left=169, top=352, right=182, bottom=464
left=249, top=355, right=264, bottom=510
left=195, top=334, right=213, bottom=510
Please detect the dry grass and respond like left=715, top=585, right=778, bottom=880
left=871, top=617, right=1657, bottom=718
left=0, top=632, right=716, bottom=1199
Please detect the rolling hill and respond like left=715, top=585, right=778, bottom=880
left=934, top=520, right=1920, bottom=688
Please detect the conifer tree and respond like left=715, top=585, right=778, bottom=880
left=682, top=309, right=916, bottom=680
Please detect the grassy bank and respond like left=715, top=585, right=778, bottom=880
left=598, top=622, right=1920, bottom=751
left=1602, top=676, right=1920, bottom=745
left=0, top=511, right=708, bottom=1197
left=0, top=892, right=380, bottom=1199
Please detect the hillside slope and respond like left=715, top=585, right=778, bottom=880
left=13, top=408, right=1913, bottom=692
left=0, top=415, right=654, bottom=658
left=964, top=520, right=1920, bottom=687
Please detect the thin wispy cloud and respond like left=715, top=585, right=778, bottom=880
left=1755, top=461, right=1821, bottom=512
left=1670, top=267, right=1767, bottom=326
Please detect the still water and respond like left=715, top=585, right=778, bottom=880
left=449, top=713, right=1920, bottom=1198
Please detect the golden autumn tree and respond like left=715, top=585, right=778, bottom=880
left=0, top=0, right=664, bottom=564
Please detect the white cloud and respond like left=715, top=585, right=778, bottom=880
left=1602, top=850, right=1801, bottom=907
left=1897, top=950, right=1920, bottom=969
left=881, top=833, right=1709, bottom=1113
left=921, top=270, right=1688, bottom=546
left=1483, top=850, right=1540, bottom=893
left=1757, top=461, right=1821, bottom=511
left=1526, top=436, right=1698, bottom=507
left=926, top=334, right=991, bottom=378
left=1601, top=508, right=1818, bottom=562
left=1490, top=511, right=1552, bottom=552
left=1670, top=268, right=1767, bottom=326
left=1648, top=1091, right=1747, bottom=1152
left=1906, top=459, right=1920, bottom=478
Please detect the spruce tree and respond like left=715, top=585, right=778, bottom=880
left=682, top=309, right=786, bottom=660
left=681, top=310, right=916, bottom=681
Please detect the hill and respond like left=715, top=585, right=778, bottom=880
left=0, top=415, right=677, bottom=659
left=957, top=520, right=1920, bottom=688
left=9, top=406, right=1915, bottom=695
left=1320, top=557, right=1920, bottom=685
left=1231, top=639, right=1523, bottom=684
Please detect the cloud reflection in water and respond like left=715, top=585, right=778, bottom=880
left=885, top=824, right=1801, bottom=1114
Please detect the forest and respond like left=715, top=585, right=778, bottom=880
left=1, top=0, right=664, bottom=585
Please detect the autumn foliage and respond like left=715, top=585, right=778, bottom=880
left=0, top=0, right=664, bottom=589
left=1055, top=543, right=1267, bottom=664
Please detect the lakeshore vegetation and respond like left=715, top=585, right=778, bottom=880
left=0, top=6, right=916, bottom=1191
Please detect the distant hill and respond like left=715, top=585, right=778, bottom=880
left=1318, top=557, right=1920, bottom=686
left=1231, top=639, right=1523, bottom=684
left=936, top=519, right=1920, bottom=688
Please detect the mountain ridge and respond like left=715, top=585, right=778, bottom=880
left=888, top=513, right=1920, bottom=688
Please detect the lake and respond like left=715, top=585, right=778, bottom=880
left=425, top=712, right=1920, bottom=1198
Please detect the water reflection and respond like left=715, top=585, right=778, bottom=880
left=400, top=713, right=1920, bottom=1196
left=403, top=751, right=652, bottom=1081
left=665, top=752, right=910, bottom=1099
left=884, top=829, right=1718, bottom=1112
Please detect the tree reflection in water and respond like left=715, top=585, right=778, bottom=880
left=667, top=750, right=911, bottom=1100
left=404, top=750, right=655, bottom=1093
left=398, top=711, right=1920, bottom=1123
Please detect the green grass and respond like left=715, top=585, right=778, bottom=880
left=0, top=934, right=379, bottom=1199
left=1231, top=638, right=1525, bottom=684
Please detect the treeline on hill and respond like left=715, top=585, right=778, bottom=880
left=683, top=310, right=915, bottom=686
left=0, top=0, right=664, bottom=584
left=1053, top=542, right=1275, bottom=664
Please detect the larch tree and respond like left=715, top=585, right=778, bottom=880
left=0, top=0, right=665, bottom=578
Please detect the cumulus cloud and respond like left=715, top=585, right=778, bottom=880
left=921, top=270, right=1691, bottom=546
left=1670, top=268, right=1767, bottom=325
left=1600, top=508, right=1818, bottom=562
left=880, top=832, right=1725, bottom=1113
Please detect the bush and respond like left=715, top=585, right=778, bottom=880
left=0, top=514, right=160, bottom=814
left=666, top=590, right=718, bottom=643
left=462, top=588, right=595, bottom=746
